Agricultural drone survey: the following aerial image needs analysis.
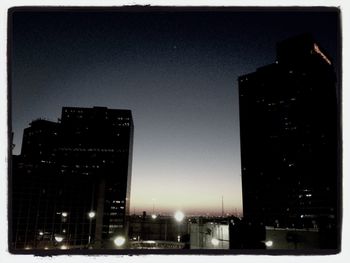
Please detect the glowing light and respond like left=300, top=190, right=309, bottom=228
left=60, top=245, right=68, bottom=250
left=54, top=235, right=64, bottom=242
left=88, top=211, right=96, bottom=219
left=313, top=43, right=331, bottom=65
left=151, top=214, right=157, bottom=219
left=177, top=235, right=181, bottom=242
left=39, top=231, right=44, bottom=236
left=62, top=212, right=68, bottom=217
left=114, top=236, right=126, bottom=247
left=265, top=240, right=273, bottom=247
left=44, top=247, right=49, bottom=250
left=211, top=238, right=220, bottom=246
left=174, top=211, right=185, bottom=222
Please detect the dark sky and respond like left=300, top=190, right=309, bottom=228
left=10, top=8, right=339, bottom=215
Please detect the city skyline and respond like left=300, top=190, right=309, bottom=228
left=11, top=8, right=339, bottom=215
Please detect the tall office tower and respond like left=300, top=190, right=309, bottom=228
left=11, top=106, right=133, bottom=250
left=238, top=34, right=340, bottom=248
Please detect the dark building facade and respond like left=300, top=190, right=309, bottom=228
left=238, top=34, right=340, bottom=248
left=11, top=106, right=134, bottom=250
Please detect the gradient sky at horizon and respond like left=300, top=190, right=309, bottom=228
left=11, top=8, right=339, bottom=215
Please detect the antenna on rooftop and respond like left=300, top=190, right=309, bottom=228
left=221, top=196, right=224, bottom=217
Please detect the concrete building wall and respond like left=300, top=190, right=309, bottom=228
left=190, top=223, right=229, bottom=249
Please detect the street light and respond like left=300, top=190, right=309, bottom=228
left=88, top=211, right=96, bottom=219
left=88, top=211, right=96, bottom=246
left=114, top=236, right=126, bottom=247
left=174, top=211, right=185, bottom=222
left=265, top=240, right=273, bottom=247
left=54, top=234, right=64, bottom=243
left=151, top=214, right=157, bottom=219
left=174, top=211, right=185, bottom=244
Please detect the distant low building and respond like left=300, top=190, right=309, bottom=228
left=128, top=213, right=189, bottom=246
left=190, top=218, right=229, bottom=249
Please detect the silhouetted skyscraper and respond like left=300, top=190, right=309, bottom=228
left=239, top=34, right=340, bottom=248
left=11, top=106, right=133, bottom=250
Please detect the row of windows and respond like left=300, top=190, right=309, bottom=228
left=64, top=109, right=130, bottom=121
left=60, top=147, right=117, bottom=152
left=65, top=115, right=131, bottom=123
left=108, top=224, right=123, bottom=234
left=112, top=200, right=124, bottom=204
left=59, top=147, right=127, bottom=153
left=109, top=218, right=124, bottom=223
left=254, top=97, right=297, bottom=106
left=110, top=206, right=125, bottom=210
left=64, top=109, right=84, bottom=114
